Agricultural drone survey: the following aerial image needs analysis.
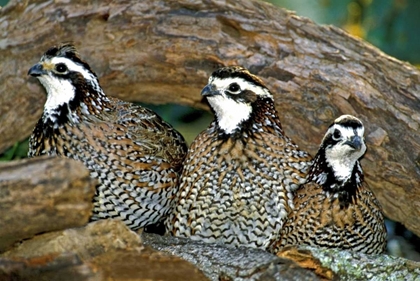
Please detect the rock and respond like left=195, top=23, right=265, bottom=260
left=2, top=219, right=419, bottom=280
left=142, top=233, right=320, bottom=280
left=1, top=219, right=141, bottom=260
left=1, top=0, right=419, bottom=239
left=0, top=254, right=101, bottom=281
left=91, top=247, right=208, bottom=280
left=278, top=246, right=420, bottom=280
left=144, top=233, right=420, bottom=280
left=0, top=156, right=96, bottom=252
left=1, top=220, right=208, bottom=280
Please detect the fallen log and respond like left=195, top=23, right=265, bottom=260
left=0, top=156, right=96, bottom=252
left=0, top=0, right=419, bottom=236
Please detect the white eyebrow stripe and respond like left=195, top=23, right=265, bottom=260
left=211, top=77, right=272, bottom=98
left=50, top=57, right=96, bottom=81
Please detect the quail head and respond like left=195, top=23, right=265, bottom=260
left=269, top=115, right=387, bottom=254
left=166, top=66, right=312, bottom=249
left=28, top=43, right=188, bottom=231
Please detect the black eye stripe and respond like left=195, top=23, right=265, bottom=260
left=228, top=89, right=258, bottom=103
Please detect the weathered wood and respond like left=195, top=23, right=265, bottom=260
left=0, top=156, right=96, bottom=252
left=0, top=0, right=419, bottom=236
left=1, top=220, right=209, bottom=281
left=1, top=220, right=419, bottom=280
left=143, top=233, right=420, bottom=280
left=0, top=255, right=100, bottom=281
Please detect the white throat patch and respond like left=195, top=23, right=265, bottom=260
left=38, top=75, right=76, bottom=115
left=324, top=125, right=366, bottom=182
left=207, top=95, right=252, bottom=134
left=206, top=76, right=272, bottom=134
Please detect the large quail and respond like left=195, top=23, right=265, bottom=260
left=28, top=43, right=188, bottom=231
left=269, top=115, right=387, bottom=254
left=166, top=66, right=312, bottom=249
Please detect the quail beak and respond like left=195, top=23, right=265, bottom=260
left=344, top=135, right=362, bottom=150
left=201, top=84, right=221, bottom=97
left=28, top=63, right=47, bottom=77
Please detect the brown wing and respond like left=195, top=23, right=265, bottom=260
left=102, top=98, right=187, bottom=170
left=270, top=181, right=387, bottom=254
left=29, top=98, right=187, bottom=230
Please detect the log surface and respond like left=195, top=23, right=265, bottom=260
left=0, top=0, right=419, bottom=236
left=0, top=157, right=96, bottom=252
left=1, top=220, right=210, bottom=281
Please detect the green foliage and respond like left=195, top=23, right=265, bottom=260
left=0, top=139, right=29, bottom=161
left=363, top=0, right=420, bottom=63
left=0, top=0, right=9, bottom=7
left=267, top=0, right=420, bottom=64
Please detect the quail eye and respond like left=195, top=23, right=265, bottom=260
left=332, top=129, right=341, bottom=140
left=228, top=83, right=240, bottom=93
left=55, top=63, right=68, bottom=73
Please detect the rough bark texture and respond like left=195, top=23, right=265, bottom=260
left=1, top=220, right=419, bottom=280
left=0, top=156, right=96, bottom=252
left=0, top=0, right=419, bottom=235
left=0, top=255, right=101, bottom=281
left=1, top=220, right=208, bottom=281
left=278, top=246, right=420, bottom=280
left=143, top=233, right=322, bottom=280
left=143, top=233, right=420, bottom=281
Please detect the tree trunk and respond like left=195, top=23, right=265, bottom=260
left=0, top=0, right=419, bottom=236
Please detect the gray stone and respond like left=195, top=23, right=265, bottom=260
left=142, top=233, right=320, bottom=281
left=305, top=246, right=420, bottom=281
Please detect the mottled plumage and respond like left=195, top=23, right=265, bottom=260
left=166, top=66, right=312, bottom=249
left=269, top=115, right=387, bottom=254
left=28, top=44, right=187, bottom=231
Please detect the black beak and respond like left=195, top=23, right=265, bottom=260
left=28, top=63, right=46, bottom=77
left=345, top=135, right=363, bottom=150
left=201, top=84, right=221, bottom=97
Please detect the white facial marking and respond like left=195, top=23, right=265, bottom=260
left=210, top=77, right=272, bottom=98
left=38, top=75, right=76, bottom=114
left=207, top=95, right=252, bottom=134
left=206, top=76, right=272, bottom=134
left=50, top=57, right=96, bottom=81
left=36, top=57, right=100, bottom=114
left=324, top=125, right=366, bottom=181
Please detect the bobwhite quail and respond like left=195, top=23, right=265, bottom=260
left=269, top=115, right=387, bottom=254
left=166, top=66, right=312, bottom=249
left=27, top=43, right=188, bottom=231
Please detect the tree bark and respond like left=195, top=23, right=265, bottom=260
left=1, top=220, right=209, bottom=281
left=0, top=157, right=96, bottom=252
left=0, top=0, right=419, bottom=236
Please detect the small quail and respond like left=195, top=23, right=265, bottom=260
left=166, top=66, right=312, bottom=249
left=28, top=43, right=188, bottom=231
left=269, top=115, right=387, bottom=254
